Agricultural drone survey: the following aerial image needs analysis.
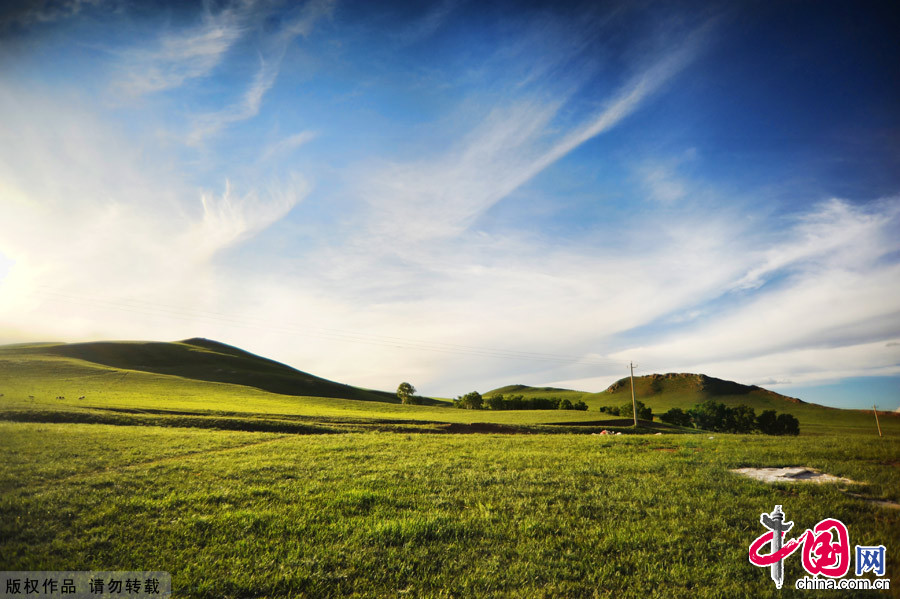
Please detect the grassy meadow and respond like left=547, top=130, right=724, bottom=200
left=2, top=340, right=898, bottom=597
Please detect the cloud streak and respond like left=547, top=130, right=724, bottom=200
left=609, top=198, right=900, bottom=382
left=0, top=0, right=105, bottom=30
left=361, top=21, right=710, bottom=244
left=186, top=0, right=334, bottom=144
left=114, top=3, right=247, bottom=97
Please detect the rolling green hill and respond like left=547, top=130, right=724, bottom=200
left=486, top=374, right=897, bottom=435
left=8, top=338, right=404, bottom=403
left=590, top=372, right=805, bottom=412
left=0, top=339, right=621, bottom=429
left=486, top=384, right=575, bottom=396
left=1, top=339, right=896, bottom=435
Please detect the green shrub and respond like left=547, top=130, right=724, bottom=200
left=775, top=413, right=800, bottom=436
left=660, top=407, right=692, bottom=427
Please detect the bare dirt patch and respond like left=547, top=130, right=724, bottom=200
left=731, top=467, right=858, bottom=485
left=732, top=467, right=900, bottom=509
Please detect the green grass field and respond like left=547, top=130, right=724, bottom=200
left=2, top=340, right=898, bottom=597
left=2, top=423, right=897, bottom=598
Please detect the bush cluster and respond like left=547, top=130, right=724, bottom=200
left=659, top=401, right=799, bottom=435
left=454, top=392, right=587, bottom=411
left=598, top=400, right=652, bottom=421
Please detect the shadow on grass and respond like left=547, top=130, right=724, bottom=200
left=0, top=408, right=693, bottom=436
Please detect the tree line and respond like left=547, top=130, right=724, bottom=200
left=658, top=400, right=799, bottom=435
left=454, top=392, right=588, bottom=411
left=598, top=400, right=653, bottom=420
left=400, top=381, right=799, bottom=435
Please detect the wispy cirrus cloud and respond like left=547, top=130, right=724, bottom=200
left=733, top=198, right=900, bottom=290
left=636, top=155, right=694, bottom=204
left=114, top=3, right=249, bottom=97
left=393, top=0, right=460, bottom=47
left=361, top=20, right=711, bottom=243
left=0, top=0, right=106, bottom=30
left=186, top=0, right=334, bottom=144
left=186, top=53, right=282, bottom=144
left=606, top=198, right=900, bottom=384
left=259, top=130, right=318, bottom=163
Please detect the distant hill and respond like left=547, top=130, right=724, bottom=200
left=603, top=372, right=804, bottom=404
left=4, top=338, right=413, bottom=404
left=485, top=384, right=575, bottom=397
left=486, top=373, right=818, bottom=417
left=480, top=373, right=895, bottom=434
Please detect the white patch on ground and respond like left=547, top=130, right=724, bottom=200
left=733, top=468, right=900, bottom=510
left=731, top=467, right=858, bottom=484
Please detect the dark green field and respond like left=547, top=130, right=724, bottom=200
left=2, top=340, right=898, bottom=598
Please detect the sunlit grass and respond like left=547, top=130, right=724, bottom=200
left=2, top=346, right=897, bottom=435
left=1, top=423, right=897, bottom=598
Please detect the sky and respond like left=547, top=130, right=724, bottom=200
left=0, top=0, right=898, bottom=409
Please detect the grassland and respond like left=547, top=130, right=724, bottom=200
left=2, top=340, right=898, bottom=597
left=2, top=423, right=898, bottom=598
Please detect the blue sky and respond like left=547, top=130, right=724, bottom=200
left=0, top=0, right=898, bottom=409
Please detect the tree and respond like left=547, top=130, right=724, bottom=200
left=775, top=413, right=800, bottom=436
left=690, top=400, right=734, bottom=431
left=660, top=407, right=692, bottom=427
left=456, top=391, right=483, bottom=410
left=573, top=400, right=588, bottom=411
left=621, top=400, right=652, bottom=421
left=756, top=410, right=778, bottom=435
left=397, top=382, right=417, bottom=405
left=730, top=405, right=757, bottom=433
left=485, top=394, right=505, bottom=410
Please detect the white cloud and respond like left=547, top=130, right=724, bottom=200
left=608, top=198, right=900, bottom=385
left=0, top=85, right=308, bottom=343
left=637, top=161, right=688, bottom=203
left=733, top=198, right=898, bottom=290
left=186, top=54, right=282, bottom=144
left=186, top=0, right=334, bottom=144
left=361, top=25, right=707, bottom=244
left=259, top=131, right=317, bottom=163
left=114, top=3, right=248, bottom=97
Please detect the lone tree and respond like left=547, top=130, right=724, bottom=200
left=397, top=382, right=417, bottom=405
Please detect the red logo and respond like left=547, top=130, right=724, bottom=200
left=749, top=505, right=851, bottom=588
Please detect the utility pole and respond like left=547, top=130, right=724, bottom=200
left=874, top=405, right=882, bottom=437
left=630, top=361, right=638, bottom=427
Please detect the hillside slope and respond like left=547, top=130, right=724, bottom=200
left=4, top=338, right=404, bottom=403
left=485, top=374, right=897, bottom=435
left=602, top=372, right=803, bottom=404
left=485, top=374, right=805, bottom=409
left=485, top=384, right=577, bottom=397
